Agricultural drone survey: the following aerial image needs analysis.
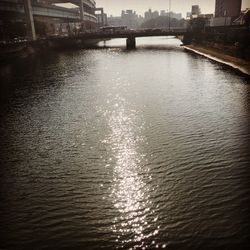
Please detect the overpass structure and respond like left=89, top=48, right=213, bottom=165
left=0, top=0, right=104, bottom=40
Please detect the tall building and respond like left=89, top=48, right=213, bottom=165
left=169, top=12, right=182, bottom=20
left=144, top=9, right=159, bottom=20
left=145, top=9, right=152, bottom=20
left=121, top=10, right=140, bottom=28
left=160, top=10, right=167, bottom=16
left=215, top=0, right=242, bottom=19
left=191, top=5, right=201, bottom=17
left=96, top=13, right=108, bottom=27
left=160, top=10, right=182, bottom=20
left=108, top=9, right=143, bottom=29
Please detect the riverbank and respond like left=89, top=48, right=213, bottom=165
left=0, top=39, right=100, bottom=63
left=183, top=44, right=250, bottom=76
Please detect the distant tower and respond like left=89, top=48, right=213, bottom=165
left=191, top=5, right=201, bottom=17
left=215, top=0, right=242, bottom=19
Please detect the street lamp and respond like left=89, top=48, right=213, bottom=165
left=224, top=10, right=227, bottom=26
left=169, top=0, right=171, bottom=31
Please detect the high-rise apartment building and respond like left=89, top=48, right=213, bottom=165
left=215, top=0, right=242, bottom=18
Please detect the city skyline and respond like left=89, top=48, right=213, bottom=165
left=96, top=0, right=250, bottom=17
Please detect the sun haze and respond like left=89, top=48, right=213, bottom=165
left=96, top=0, right=250, bottom=17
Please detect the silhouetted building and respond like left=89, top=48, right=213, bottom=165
left=215, top=0, right=242, bottom=19
left=121, top=10, right=142, bottom=28
left=96, top=13, right=108, bottom=27
left=199, top=14, right=214, bottom=26
left=170, top=12, right=182, bottom=20
left=107, top=16, right=123, bottom=27
left=144, top=9, right=159, bottom=20
left=191, top=5, right=201, bottom=18
left=211, top=0, right=242, bottom=26
left=108, top=9, right=143, bottom=29
left=160, top=10, right=167, bottom=16
left=186, top=12, right=191, bottom=19
left=160, top=10, right=182, bottom=20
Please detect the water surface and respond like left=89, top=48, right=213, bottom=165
left=0, top=37, right=250, bottom=250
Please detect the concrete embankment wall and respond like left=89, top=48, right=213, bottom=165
left=188, top=26, right=250, bottom=61
left=0, top=43, right=36, bottom=61
left=182, top=26, right=250, bottom=75
left=0, top=39, right=99, bottom=62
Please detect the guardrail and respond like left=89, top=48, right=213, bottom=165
left=49, top=28, right=188, bottom=41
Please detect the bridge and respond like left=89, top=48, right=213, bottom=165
left=50, top=28, right=188, bottom=49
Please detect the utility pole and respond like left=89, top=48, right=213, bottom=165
left=224, top=10, right=227, bottom=26
left=169, top=0, right=171, bottom=31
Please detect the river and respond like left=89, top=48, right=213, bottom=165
left=0, top=37, right=250, bottom=250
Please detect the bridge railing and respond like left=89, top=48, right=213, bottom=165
left=76, top=28, right=188, bottom=36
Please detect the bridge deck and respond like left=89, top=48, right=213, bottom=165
left=51, top=29, right=188, bottom=41
left=0, top=0, right=97, bottom=21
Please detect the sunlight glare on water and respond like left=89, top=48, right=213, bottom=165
left=99, top=83, right=159, bottom=249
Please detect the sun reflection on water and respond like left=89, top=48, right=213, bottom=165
left=103, top=95, right=159, bottom=249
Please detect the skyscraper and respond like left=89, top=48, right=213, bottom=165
left=191, top=5, right=201, bottom=17
left=215, top=0, right=242, bottom=19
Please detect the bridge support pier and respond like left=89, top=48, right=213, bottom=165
left=24, top=0, right=36, bottom=40
left=126, top=37, right=136, bottom=49
left=182, top=32, right=193, bottom=45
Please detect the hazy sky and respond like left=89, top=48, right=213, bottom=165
left=95, top=0, right=250, bottom=17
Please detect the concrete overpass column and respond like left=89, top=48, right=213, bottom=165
left=100, top=8, right=104, bottom=26
left=95, top=8, right=104, bottom=27
left=23, top=0, right=36, bottom=40
left=79, top=0, right=84, bottom=21
left=126, top=37, right=136, bottom=49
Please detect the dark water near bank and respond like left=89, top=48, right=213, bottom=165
left=0, top=38, right=250, bottom=250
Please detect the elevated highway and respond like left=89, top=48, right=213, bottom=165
left=0, top=0, right=99, bottom=40
left=45, top=0, right=96, bottom=8
left=0, top=0, right=97, bottom=21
